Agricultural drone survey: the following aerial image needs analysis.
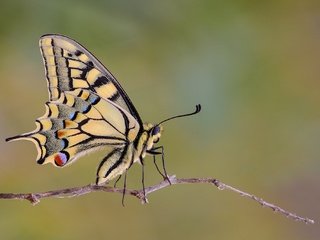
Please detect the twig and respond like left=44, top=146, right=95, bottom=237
left=0, top=175, right=314, bottom=224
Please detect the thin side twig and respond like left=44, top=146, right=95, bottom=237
left=0, top=175, right=314, bottom=224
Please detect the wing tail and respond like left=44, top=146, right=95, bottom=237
left=6, top=133, right=33, bottom=142
left=6, top=131, right=46, bottom=164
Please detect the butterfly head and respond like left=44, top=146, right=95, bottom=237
left=143, top=123, right=163, bottom=147
left=150, top=124, right=163, bottom=144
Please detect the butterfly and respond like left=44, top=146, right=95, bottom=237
left=6, top=34, right=201, bottom=187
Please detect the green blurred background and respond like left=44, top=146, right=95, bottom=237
left=0, top=0, right=319, bottom=239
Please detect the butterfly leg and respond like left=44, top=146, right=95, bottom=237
left=140, top=157, right=147, bottom=203
left=152, top=154, right=166, bottom=179
left=122, top=170, right=128, bottom=207
left=148, top=146, right=171, bottom=184
left=114, top=175, right=122, bottom=188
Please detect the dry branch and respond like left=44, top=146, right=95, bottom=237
left=0, top=175, right=314, bottom=224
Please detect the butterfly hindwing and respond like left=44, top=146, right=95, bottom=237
left=7, top=89, right=140, bottom=167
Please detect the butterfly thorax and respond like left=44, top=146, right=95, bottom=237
left=134, top=123, right=163, bottom=161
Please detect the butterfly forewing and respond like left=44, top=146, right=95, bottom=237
left=39, top=34, right=143, bottom=126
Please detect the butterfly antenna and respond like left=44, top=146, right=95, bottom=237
left=157, top=104, right=201, bottom=126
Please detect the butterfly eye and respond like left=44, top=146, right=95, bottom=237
left=152, top=126, right=160, bottom=136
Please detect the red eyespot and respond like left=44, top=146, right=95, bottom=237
left=54, top=153, right=67, bottom=166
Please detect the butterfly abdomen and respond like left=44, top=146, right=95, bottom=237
left=96, top=144, right=135, bottom=185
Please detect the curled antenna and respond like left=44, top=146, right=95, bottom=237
left=157, top=104, right=201, bottom=126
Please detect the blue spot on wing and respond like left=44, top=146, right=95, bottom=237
left=88, top=94, right=99, bottom=105
left=82, top=104, right=91, bottom=114
left=69, top=111, right=76, bottom=120
left=61, top=139, right=68, bottom=149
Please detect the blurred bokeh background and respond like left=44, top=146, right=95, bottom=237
left=0, top=0, right=319, bottom=239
